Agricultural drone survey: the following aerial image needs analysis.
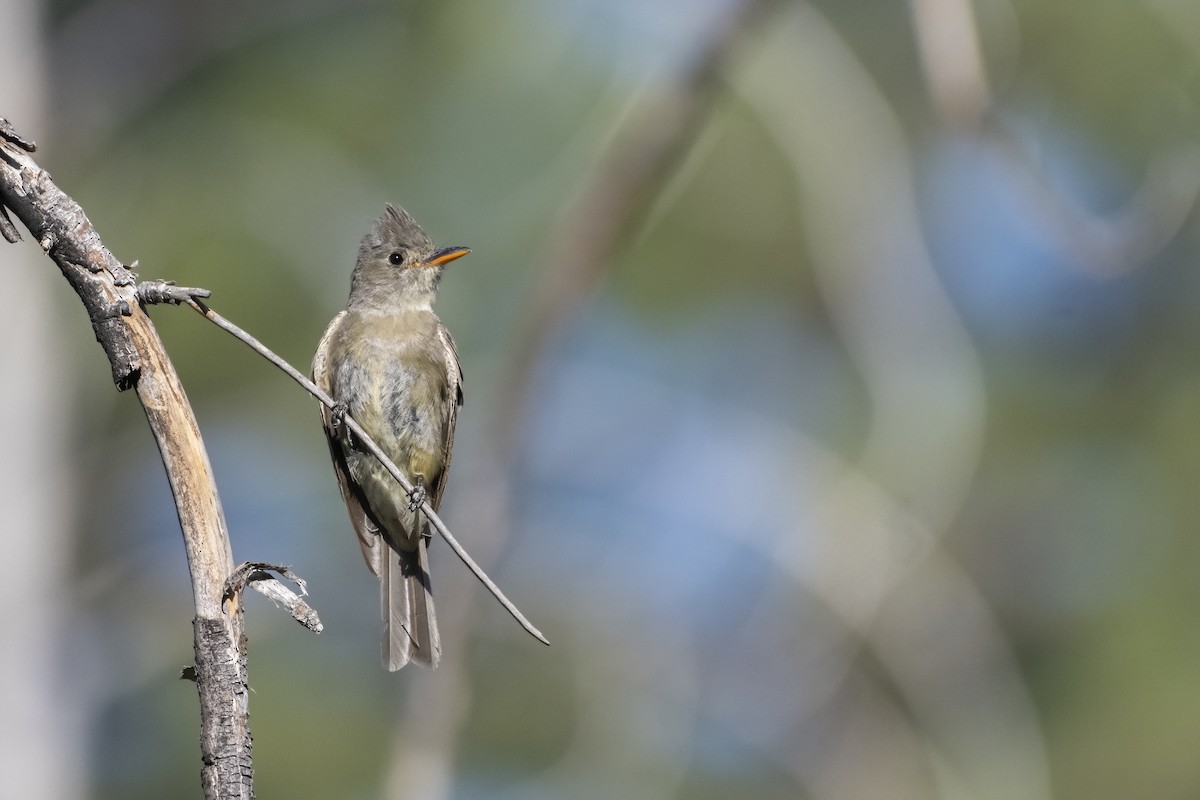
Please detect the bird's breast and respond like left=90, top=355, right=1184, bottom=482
left=332, top=310, right=452, bottom=464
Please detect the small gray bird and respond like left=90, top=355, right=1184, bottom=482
left=312, top=204, right=469, bottom=670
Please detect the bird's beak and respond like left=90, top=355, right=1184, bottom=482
left=424, top=246, right=471, bottom=267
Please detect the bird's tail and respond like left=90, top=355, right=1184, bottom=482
left=381, top=534, right=441, bottom=670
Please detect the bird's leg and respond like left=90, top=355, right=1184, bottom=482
left=331, top=401, right=356, bottom=450
left=407, top=476, right=427, bottom=512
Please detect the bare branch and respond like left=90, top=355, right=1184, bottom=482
left=226, top=562, right=324, bottom=634
left=182, top=298, right=550, bottom=646
left=1, top=119, right=252, bottom=800
left=136, top=278, right=212, bottom=306
left=0, top=204, right=19, bottom=243
left=0, top=117, right=36, bottom=152
left=0, top=117, right=140, bottom=389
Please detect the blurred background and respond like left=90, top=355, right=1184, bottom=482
left=4, top=0, right=1200, bottom=797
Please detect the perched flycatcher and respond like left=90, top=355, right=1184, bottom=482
left=312, top=204, right=470, bottom=670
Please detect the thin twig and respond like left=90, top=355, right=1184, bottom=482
left=136, top=279, right=211, bottom=305
left=225, top=561, right=323, bottom=634
left=173, top=294, right=549, bottom=646
left=0, top=117, right=36, bottom=152
left=0, top=205, right=19, bottom=243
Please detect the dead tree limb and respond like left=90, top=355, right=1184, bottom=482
left=0, top=117, right=253, bottom=800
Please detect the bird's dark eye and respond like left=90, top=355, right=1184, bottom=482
left=388, top=252, right=403, bottom=265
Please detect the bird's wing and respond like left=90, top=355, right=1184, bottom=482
left=313, top=310, right=386, bottom=576
left=428, top=321, right=464, bottom=512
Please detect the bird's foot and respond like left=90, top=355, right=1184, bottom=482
left=331, top=401, right=356, bottom=449
left=407, top=481, right=427, bottom=512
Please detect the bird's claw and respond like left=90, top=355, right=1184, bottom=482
left=407, top=483, right=427, bottom=512
left=330, top=401, right=349, bottom=428
left=330, top=402, right=357, bottom=449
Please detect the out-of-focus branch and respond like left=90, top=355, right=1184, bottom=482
left=0, top=117, right=251, bottom=800
left=736, top=6, right=1048, bottom=796
left=497, top=0, right=785, bottom=448
left=383, top=2, right=787, bottom=797
left=1, top=15, right=85, bottom=794
left=908, top=0, right=1200, bottom=275
left=908, top=0, right=992, bottom=129
left=980, top=126, right=1200, bottom=276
